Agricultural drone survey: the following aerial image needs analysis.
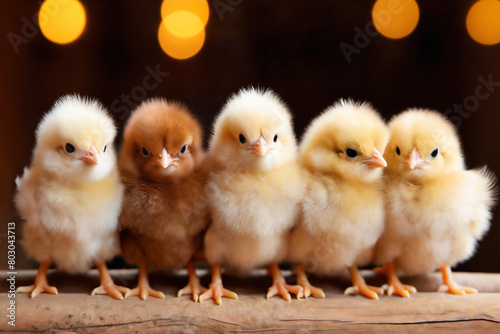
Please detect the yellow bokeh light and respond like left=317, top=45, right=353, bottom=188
left=163, top=11, right=204, bottom=38
left=161, top=0, right=209, bottom=27
left=372, top=0, right=419, bottom=39
left=466, top=0, right=500, bottom=45
left=39, top=0, right=86, bottom=44
left=158, top=18, right=205, bottom=60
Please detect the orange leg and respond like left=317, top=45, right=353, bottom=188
left=345, top=266, right=382, bottom=300
left=91, top=262, right=130, bottom=300
left=438, top=265, right=477, bottom=295
left=374, top=262, right=416, bottom=298
left=295, top=264, right=325, bottom=298
left=124, top=262, right=164, bottom=300
left=198, top=264, right=238, bottom=305
left=17, top=260, right=58, bottom=298
left=177, top=260, right=207, bottom=301
left=266, top=263, right=304, bottom=301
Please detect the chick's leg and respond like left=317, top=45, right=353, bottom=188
left=198, top=264, right=237, bottom=305
left=345, top=266, right=382, bottom=300
left=177, top=259, right=207, bottom=301
left=295, top=264, right=325, bottom=298
left=91, top=262, right=130, bottom=300
left=124, top=262, right=165, bottom=300
left=266, top=263, right=304, bottom=301
left=438, top=265, right=477, bottom=295
left=17, top=260, right=58, bottom=298
left=374, top=262, right=417, bottom=298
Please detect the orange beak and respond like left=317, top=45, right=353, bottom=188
left=156, top=148, right=176, bottom=168
left=403, top=147, right=429, bottom=169
left=364, top=148, right=387, bottom=168
left=248, top=135, right=271, bottom=157
left=79, top=143, right=100, bottom=165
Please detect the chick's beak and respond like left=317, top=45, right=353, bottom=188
left=156, top=148, right=176, bottom=168
left=364, top=148, right=387, bottom=168
left=403, top=147, right=429, bottom=169
left=79, top=143, right=100, bottom=165
left=248, top=135, right=271, bottom=157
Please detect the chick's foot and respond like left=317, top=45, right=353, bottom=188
left=198, top=264, right=237, bottom=305
left=266, top=263, right=304, bottom=301
left=345, top=266, right=382, bottom=300
left=295, top=264, right=325, bottom=298
left=91, top=262, right=129, bottom=300
left=374, top=263, right=416, bottom=298
left=17, top=261, right=58, bottom=298
left=438, top=266, right=477, bottom=295
left=177, top=260, right=207, bottom=301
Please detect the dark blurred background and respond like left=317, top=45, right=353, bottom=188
left=1, top=1, right=499, bottom=272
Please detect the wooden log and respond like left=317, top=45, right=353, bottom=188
left=2, top=270, right=500, bottom=333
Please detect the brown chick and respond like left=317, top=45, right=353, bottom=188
left=375, top=109, right=496, bottom=297
left=118, top=99, right=209, bottom=301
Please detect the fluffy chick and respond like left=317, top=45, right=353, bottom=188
left=119, top=99, right=209, bottom=301
left=288, top=100, right=389, bottom=300
left=374, top=109, right=496, bottom=297
left=15, top=95, right=128, bottom=299
left=199, top=88, right=305, bottom=305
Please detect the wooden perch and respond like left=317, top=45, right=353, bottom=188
left=2, top=269, right=500, bottom=332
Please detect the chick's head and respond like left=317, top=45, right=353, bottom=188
left=34, top=95, right=117, bottom=183
left=120, top=99, right=203, bottom=182
left=385, top=109, right=464, bottom=181
left=209, top=88, right=297, bottom=173
left=300, top=100, right=389, bottom=182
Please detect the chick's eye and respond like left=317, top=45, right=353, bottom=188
left=239, top=134, right=246, bottom=144
left=179, top=144, right=187, bottom=155
left=273, top=133, right=278, bottom=143
left=396, top=146, right=401, bottom=156
left=345, top=148, right=358, bottom=158
left=142, top=147, right=149, bottom=156
left=65, top=143, right=75, bottom=154
left=430, top=148, right=439, bottom=158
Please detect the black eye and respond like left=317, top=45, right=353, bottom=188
left=179, top=144, right=187, bottom=155
left=103, top=145, right=107, bottom=153
left=142, top=147, right=149, bottom=156
left=396, top=146, right=401, bottom=156
left=239, top=134, right=246, bottom=144
left=345, top=148, right=358, bottom=158
left=430, top=148, right=439, bottom=158
left=65, top=143, right=75, bottom=153
left=273, top=133, right=278, bottom=143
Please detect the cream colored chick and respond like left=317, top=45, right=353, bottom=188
left=15, top=95, right=128, bottom=299
left=288, top=100, right=389, bottom=300
left=375, top=109, right=496, bottom=297
left=199, top=88, right=305, bottom=305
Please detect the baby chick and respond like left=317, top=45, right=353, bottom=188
left=375, top=109, right=496, bottom=297
left=118, top=99, right=209, bottom=301
left=199, top=88, right=305, bottom=305
left=15, top=95, right=128, bottom=299
left=288, top=100, right=389, bottom=300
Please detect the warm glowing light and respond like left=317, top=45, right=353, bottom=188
left=466, top=0, right=500, bottom=45
left=163, top=11, right=205, bottom=38
left=372, top=0, right=419, bottom=39
left=39, top=0, right=86, bottom=44
left=158, top=19, right=205, bottom=60
left=161, top=0, right=209, bottom=27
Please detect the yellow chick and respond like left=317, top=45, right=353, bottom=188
left=199, top=88, right=305, bottom=305
left=288, top=100, right=389, bottom=300
left=15, top=95, right=128, bottom=299
left=375, top=109, right=496, bottom=296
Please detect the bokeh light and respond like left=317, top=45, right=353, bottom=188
left=161, top=0, right=209, bottom=27
left=466, top=0, right=500, bottom=45
left=163, top=11, right=204, bottom=38
left=39, top=0, right=86, bottom=44
left=372, top=0, right=419, bottom=39
left=158, top=18, right=205, bottom=60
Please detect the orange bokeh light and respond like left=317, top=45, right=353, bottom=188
left=372, top=0, right=419, bottom=39
left=158, top=18, right=205, bottom=60
left=39, top=0, right=86, bottom=44
left=466, top=0, right=500, bottom=45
